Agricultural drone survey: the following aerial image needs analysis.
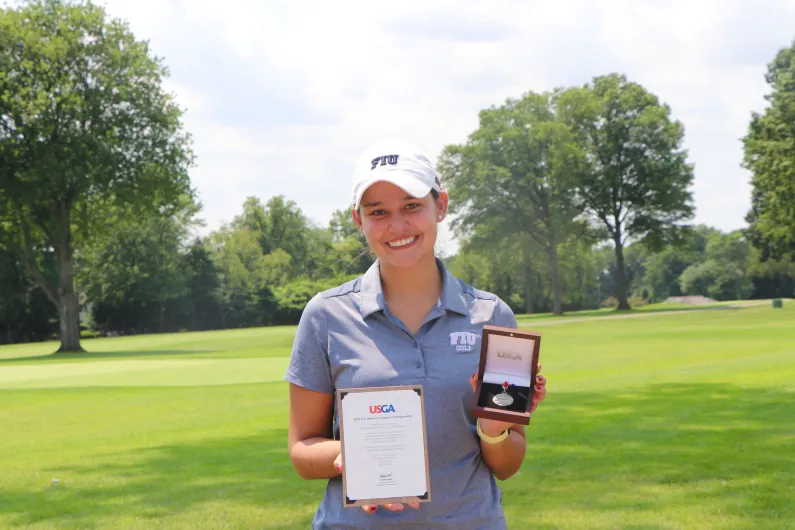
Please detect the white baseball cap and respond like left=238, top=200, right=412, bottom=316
left=352, top=140, right=441, bottom=209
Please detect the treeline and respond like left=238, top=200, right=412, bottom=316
left=1, top=1, right=794, bottom=350
left=4, top=197, right=793, bottom=344
left=0, top=196, right=373, bottom=343
left=436, top=69, right=795, bottom=314
left=447, top=225, right=795, bottom=314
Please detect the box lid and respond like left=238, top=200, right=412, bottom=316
left=482, top=331, right=536, bottom=386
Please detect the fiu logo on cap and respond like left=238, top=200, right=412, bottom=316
left=369, top=404, right=396, bottom=414
left=371, top=154, right=399, bottom=169
left=450, top=332, right=478, bottom=352
left=497, top=351, right=521, bottom=361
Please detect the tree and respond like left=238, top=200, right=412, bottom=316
left=748, top=253, right=795, bottom=299
left=743, top=38, right=795, bottom=263
left=0, top=245, right=58, bottom=344
left=321, top=232, right=374, bottom=278
left=641, top=225, right=717, bottom=302
left=558, top=74, right=695, bottom=310
left=679, top=230, right=754, bottom=301
left=621, top=242, right=651, bottom=301
left=556, top=234, right=603, bottom=310
left=232, top=196, right=312, bottom=276
left=445, top=218, right=607, bottom=314
left=448, top=228, right=541, bottom=314
left=329, top=209, right=361, bottom=242
left=76, top=196, right=199, bottom=335
left=0, top=0, right=194, bottom=351
left=274, top=275, right=351, bottom=323
left=182, top=238, right=223, bottom=331
left=438, top=90, right=587, bottom=314
left=209, top=225, right=292, bottom=328
left=327, top=208, right=374, bottom=276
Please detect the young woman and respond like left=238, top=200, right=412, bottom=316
left=285, top=140, right=547, bottom=529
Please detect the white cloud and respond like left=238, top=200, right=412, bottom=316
left=100, top=0, right=795, bottom=254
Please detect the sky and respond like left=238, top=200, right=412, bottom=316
left=100, top=0, right=795, bottom=255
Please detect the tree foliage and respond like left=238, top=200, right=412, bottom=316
left=447, top=223, right=604, bottom=315
left=641, top=226, right=717, bottom=302
left=743, top=38, right=795, bottom=263
left=76, top=196, right=200, bottom=334
left=0, top=246, right=58, bottom=344
left=1, top=12, right=792, bottom=346
left=679, top=231, right=754, bottom=301
left=0, top=0, right=194, bottom=351
left=558, top=74, right=696, bottom=309
left=438, top=90, right=586, bottom=314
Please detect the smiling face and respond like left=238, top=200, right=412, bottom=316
left=353, top=181, right=448, bottom=270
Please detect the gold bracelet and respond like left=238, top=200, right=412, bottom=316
left=476, top=418, right=510, bottom=444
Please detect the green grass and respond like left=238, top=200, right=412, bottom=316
left=515, top=298, right=780, bottom=323
left=1, top=303, right=794, bottom=529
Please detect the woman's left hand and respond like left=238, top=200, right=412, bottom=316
left=469, top=364, right=547, bottom=436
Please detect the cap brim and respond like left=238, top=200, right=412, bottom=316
left=354, top=173, right=433, bottom=209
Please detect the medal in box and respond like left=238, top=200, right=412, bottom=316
left=471, top=325, right=541, bottom=426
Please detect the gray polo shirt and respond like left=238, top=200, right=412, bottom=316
left=285, top=258, right=519, bottom=530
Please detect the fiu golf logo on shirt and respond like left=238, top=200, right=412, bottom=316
left=369, top=404, right=396, bottom=414
left=371, top=154, right=399, bottom=169
left=450, top=332, right=478, bottom=352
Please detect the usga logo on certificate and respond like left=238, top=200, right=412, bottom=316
left=336, top=385, right=431, bottom=508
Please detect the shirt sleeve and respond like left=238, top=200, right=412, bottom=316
left=491, top=296, right=518, bottom=329
left=284, top=293, right=335, bottom=394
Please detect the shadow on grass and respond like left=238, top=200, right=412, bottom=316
left=0, top=349, right=218, bottom=364
left=1, top=427, right=319, bottom=529
left=1, top=383, right=793, bottom=528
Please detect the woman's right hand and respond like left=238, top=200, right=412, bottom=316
left=333, top=453, right=421, bottom=514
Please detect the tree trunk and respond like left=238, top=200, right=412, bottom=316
left=613, top=236, right=631, bottom=311
left=57, top=286, right=82, bottom=352
left=56, top=200, right=85, bottom=353
left=546, top=231, right=563, bottom=316
left=523, top=246, right=534, bottom=314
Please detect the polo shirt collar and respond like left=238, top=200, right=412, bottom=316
left=359, top=260, right=387, bottom=318
left=358, top=258, right=469, bottom=319
left=438, top=259, right=470, bottom=316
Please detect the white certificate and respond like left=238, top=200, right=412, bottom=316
left=337, top=385, right=431, bottom=507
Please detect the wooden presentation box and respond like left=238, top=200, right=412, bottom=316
left=471, top=325, right=541, bottom=426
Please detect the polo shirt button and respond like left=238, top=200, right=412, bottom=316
left=416, top=361, right=423, bottom=369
